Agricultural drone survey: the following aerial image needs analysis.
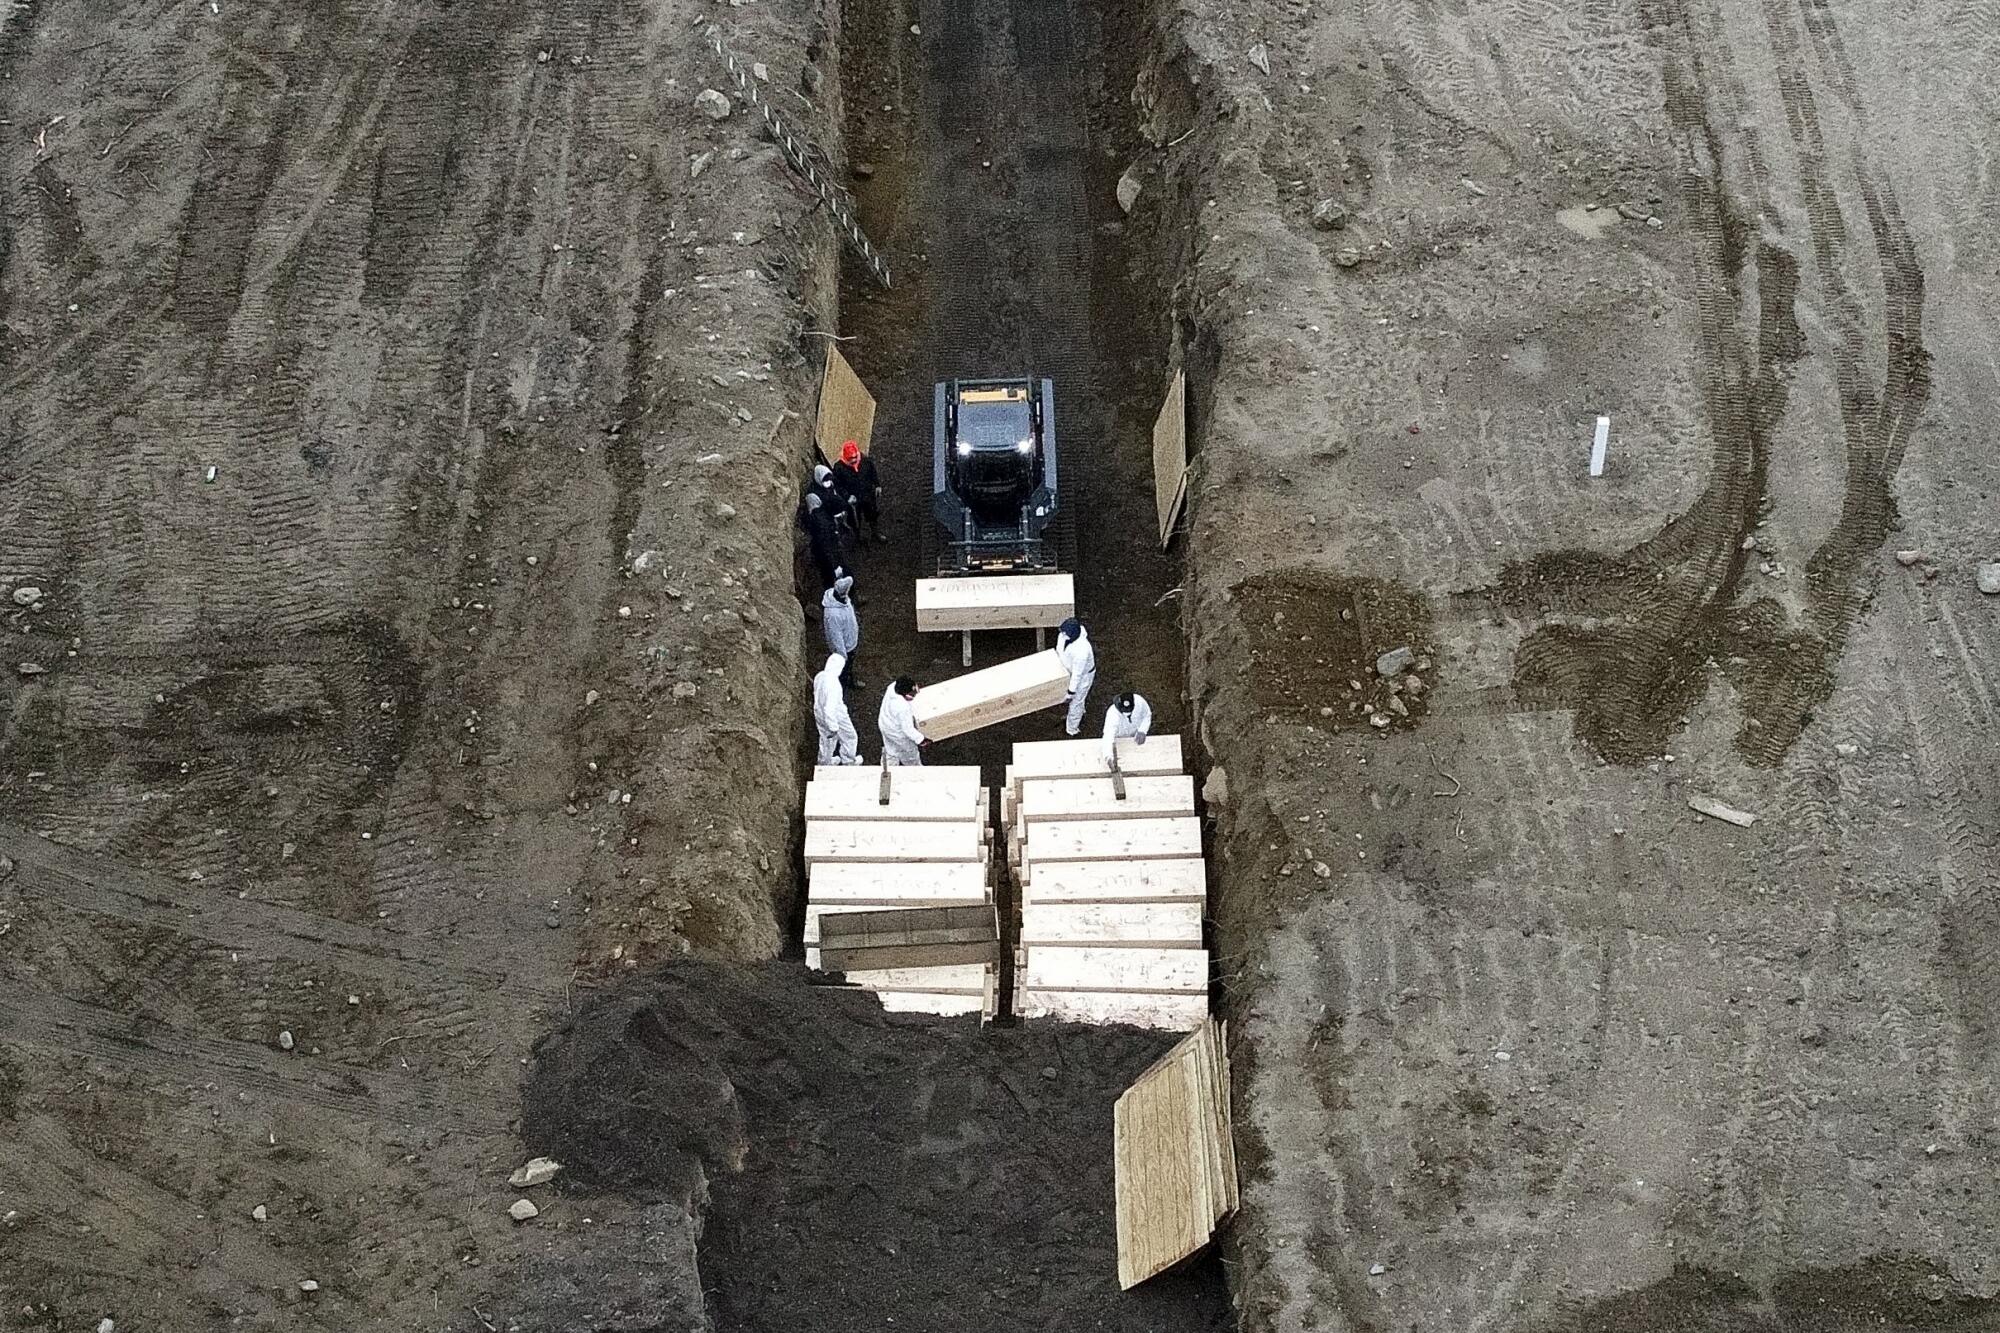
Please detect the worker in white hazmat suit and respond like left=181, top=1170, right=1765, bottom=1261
left=878, top=676, right=929, bottom=766
left=1100, top=691, right=1153, bottom=766
left=1055, top=617, right=1095, bottom=736
left=813, top=654, right=862, bottom=765
left=821, top=575, right=861, bottom=688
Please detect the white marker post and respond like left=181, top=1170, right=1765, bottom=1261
left=1588, top=415, right=1610, bottom=477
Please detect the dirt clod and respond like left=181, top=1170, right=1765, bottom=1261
left=510, top=1157, right=563, bottom=1188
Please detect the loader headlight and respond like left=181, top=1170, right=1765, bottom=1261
left=1015, top=438, right=1034, bottom=453
left=956, top=441, right=972, bottom=456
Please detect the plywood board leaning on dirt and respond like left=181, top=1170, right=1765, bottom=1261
left=814, top=342, right=877, bottom=461
left=1152, top=368, right=1188, bottom=547
left=1114, top=1019, right=1238, bottom=1289
left=910, top=650, right=1071, bottom=741
left=816, top=904, right=999, bottom=972
left=804, top=821, right=985, bottom=864
left=1018, top=775, right=1197, bottom=823
left=1008, top=735, right=1187, bottom=789
left=915, top=574, right=1076, bottom=632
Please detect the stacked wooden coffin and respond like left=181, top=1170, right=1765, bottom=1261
left=803, top=765, right=998, bottom=1018
left=1002, top=734, right=1210, bottom=1029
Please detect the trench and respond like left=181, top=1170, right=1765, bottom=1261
left=831, top=0, right=1190, bottom=972
left=817, top=0, right=1187, bottom=750
left=684, top=0, right=1228, bottom=1325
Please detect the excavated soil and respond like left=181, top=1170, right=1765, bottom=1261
left=0, top=0, right=838, bottom=1324
left=0, top=0, right=1221, bottom=1327
left=522, top=960, right=1232, bottom=1333
left=1117, top=0, right=2000, bottom=1328
left=9, top=0, right=1998, bottom=1327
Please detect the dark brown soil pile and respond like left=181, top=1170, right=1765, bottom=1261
left=523, top=960, right=1234, bottom=1333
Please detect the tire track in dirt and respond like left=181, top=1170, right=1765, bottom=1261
left=1887, top=584, right=2000, bottom=1058
left=3, top=620, right=426, bottom=875
left=0, top=822, right=545, bottom=997
left=1486, top=0, right=1928, bottom=768
left=0, top=1112, right=306, bottom=1303
left=169, top=27, right=291, bottom=340
left=2, top=0, right=820, bottom=1323
left=0, top=979, right=509, bottom=1133
left=1261, top=877, right=1616, bottom=1333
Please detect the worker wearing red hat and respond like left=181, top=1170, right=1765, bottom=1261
left=831, top=439, right=884, bottom=543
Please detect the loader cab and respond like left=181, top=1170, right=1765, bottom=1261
left=945, top=381, right=1043, bottom=520
left=930, top=375, right=1061, bottom=574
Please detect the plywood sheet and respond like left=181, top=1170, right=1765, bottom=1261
left=1024, top=817, right=1203, bottom=869
left=1152, top=369, right=1188, bottom=546
left=1023, top=860, right=1207, bottom=903
left=1019, top=989, right=1210, bottom=1030
left=804, top=821, right=984, bottom=864
left=806, top=773, right=982, bottom=821
left=910, top=650, right=1070, bottom=741
left=807, top=862, right=991, bottom=902
left=915, top=574, right=1076, bottom=632
left=1020, top=945, right=1208, bottom=992
left=1018, top=775, right=1197, bottom=823
left=1008, top=735, right=1186, bottom=787
left=1114, top=1019, right=1236, bottom=1287
left=814, top=343, right=877, bottom=461
left=1021, top=902, right=1203, bottom=946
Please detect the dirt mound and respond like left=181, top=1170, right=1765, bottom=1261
left=1554, top=1258, right=2000, bottom=1333
left=523, top=961, right=1233, bottom=1333
left=1231, top=571, right=1436, bottom=734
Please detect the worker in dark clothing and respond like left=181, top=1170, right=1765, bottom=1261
left=803, top=492, right=846, bottom=588
left=811, top=462, right=856, bottom=542
left=833, top=440, right=885, bottom=543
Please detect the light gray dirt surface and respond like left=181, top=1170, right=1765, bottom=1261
left=0, top=0, right=841, bottom=1324
left=1118, top=0, right=2000, bottom=1329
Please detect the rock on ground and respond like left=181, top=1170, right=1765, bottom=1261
left=1374, top=645, right=1415, bottom=677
